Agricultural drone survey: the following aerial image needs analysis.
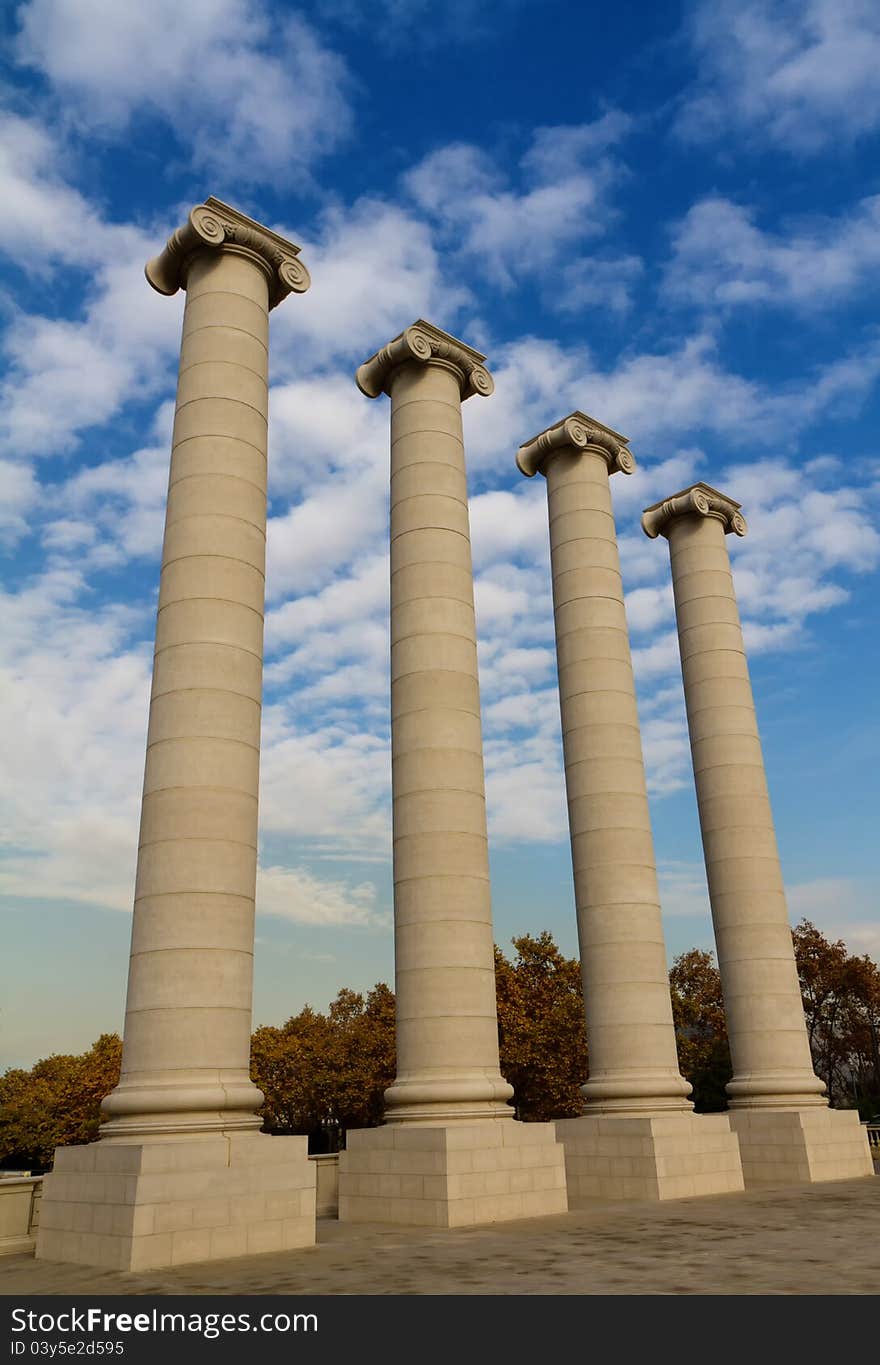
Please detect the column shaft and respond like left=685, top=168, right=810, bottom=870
left=545, top=448, right=691, bottom=1113
left=386, top=359, right=512, bottom=1122
left=665, top=510, right=825, bottom=1107
left=101, top=248, right=272, bottom=1136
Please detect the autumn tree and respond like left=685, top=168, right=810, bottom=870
left=793, top=919, right=880, bottom=1110
left=0, top=1033, right=122, bottom=1172
left=494, top=931, right=588, bottom=1121
left=668, top=949, right=732, bottom=1112
left=251, top=982, right=395, bottom=1146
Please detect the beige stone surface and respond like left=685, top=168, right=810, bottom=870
left=35, top=1134, right=315, bottom=1271
left=353, top=322, right=513, bottom=1127
left=0, top=1178, right=41, bottom=1257
left=6, top=1177, right=878, bottom=1295
left=642, top=483, right=873, bottom=1187
left=338, top=1121, right=567, bottom=1227
left=730, top=1107, right=873, bottom=1186
left=517, top=414, right=692, bottom=1118
left=642, top=485, right=829, bottom=1116
left=38, top=199, right=315, bottom=1271
left=556, top=1112, right=743, bottom=1204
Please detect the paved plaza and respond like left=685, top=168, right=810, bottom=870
left=4, top=1175, right=877, bottom=1296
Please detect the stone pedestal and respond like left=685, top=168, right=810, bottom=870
left=339, top=1122, right=566, bottom=1228
left=519, top=417, right=742, bottom=1203
left=556, top=1113, right=742, bottom=1204
left=341, top=322, right=566, bottom=1226
left=729, top=1109, right=872, bottom=1187
left=36, top=1134, right=315, bottom=1271
left=37, top=199, right=316, bottom=1269
left=643, top=483, right=873, bottom=1187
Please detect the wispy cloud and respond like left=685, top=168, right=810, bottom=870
left=15, top=0, right=354, bottom=184
left=678, top=0, right=880, bottom=152
left=663, top=196, right=880, bottom=312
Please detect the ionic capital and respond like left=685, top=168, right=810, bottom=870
left=145, top=197, right=311, bottom=310
left=355, top=319, right=494, bottom=402
left=641, top=482, right=747, bottom=539
left=516, top=411, right=635, bottom=479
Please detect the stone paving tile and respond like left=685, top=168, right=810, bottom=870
left=1, top=1176, right=877, bottom=1296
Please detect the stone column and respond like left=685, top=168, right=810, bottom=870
left=37, top=200, right=318, bottom=1271
left=338, top=322, right=566, bottom=1226
left=643, top=482, right=872, bottom=1186
left=518, top=419, right=742, bottom=1204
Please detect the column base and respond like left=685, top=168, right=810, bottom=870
left=338, top=1120, right=567, bottom=1228
left=555, top=1112, right=744, bottom=1205
left=35, top=1132, right=316, bottom=1272
left=728, top=1107, right=874, bottom=1187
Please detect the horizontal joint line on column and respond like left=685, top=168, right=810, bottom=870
left=560, top=687, right=636, bottom=709
left=391, top=434, right=464, bottom=455
left=172, top=433, right=267, bottom=462
left=677, top=617, right=743, bottom=639
left=137, top=835, right=258, bottom=851
left=142, top=783, right=258, bottom=798
left=163, top=511, right=267, bottom=537
left=553, top=593, right=624, bottom=612
left=567, top=726, right=641, bottom=748
left=169, top=471, right=267, bottom=499
left=574, top=861, right=659, bottom=875
left=563, top=721, right=642, bottom=742
left=396, top=916, right=492, bottom=926
left=186, top=287, right=268, bottom=309
left=693, top=759, right=765, bottom=775
left=174, top=396, right=268, bottom=423
left=568, top=818, right=654, bottom=833
left=391, top=459, right=466, bottom=481
left=146, top=734, right=260, bottom=754
left=162, top=553, right=265, bottom=579
left=393, top=787, right=486, bottom=803
left=392, top=493, right=468, bottom=513
left=151, top=685, right=261, bottom=706
left=579, top=934, right=666, bottom=945
left=393, top=873, right=490, bottom=885
left=706, top=852, right=781, bottom=866
left=178, top=358, right=268, bottom=386
left=129, top=946, right=254, bottom=959
left=557, top=635, right=630, bottom=659
left=681, top=647, right=747, bottom=664
left=392, top=596, right=474, bottom=614
left=392, top=745, right=483, bottom=760
left=181, top=321, right=268, bottom=352
left=391, top=395, right=462, bottom=416
left=157, top=596, right=264, bottom=621
left=685, top=701, right=756, bottom=721
left=154, top=641, right=263, bottom=663
left=394, top=829, right=489, bottom=843
left=390, top=526, right=470, bottom=545
left=394, top=708, right=480, bottom=726
left=392, top=665, right=481, bottom=685
left=551, top=538, right=621, bottom=559
left=395, top=1013, right=499, bottom=1024
left=123, top=1005, right=253, bottom=1014
left=134, top=889, right=256, bottom=902
left=670, top=565, right=734, bottom=586
left=393, top=628, right=476, bottom=648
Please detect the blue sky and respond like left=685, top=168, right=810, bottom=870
left=2, top=0, right=879, bottom=1069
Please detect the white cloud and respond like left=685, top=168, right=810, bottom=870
left=16, top=0, right=353, bottom=183
left=658, top=862, right=712, bottom=918
left=0, top=112, right=118, bottom=271
left=679, top=0, right=880, bottom=151
left=0, top=457, right=39, bottom=548
left=256, top=865, right=386, bottom=927
left=403, top=118, right=637, bottom=298
left=664, top=196, right=880, bottom=311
